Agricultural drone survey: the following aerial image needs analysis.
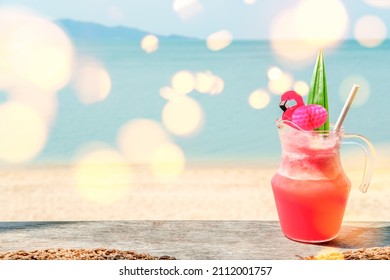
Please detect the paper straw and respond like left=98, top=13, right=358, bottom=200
left=334, top=84, right=360, bottom=131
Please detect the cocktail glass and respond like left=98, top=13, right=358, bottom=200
left=271, top=119, right=375, bottom=243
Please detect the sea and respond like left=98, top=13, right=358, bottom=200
left=14, top=39, right=390, bottom=165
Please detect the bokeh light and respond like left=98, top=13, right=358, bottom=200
left=9, top=88, right=57, bottom=126
left=248, top=89, right=271, bottom=110
left=293, top=80, right=310, bottom=96
left=162, top=95, right=204, bottom=136
left=165, top=70, right=224, bottom=98
left=354, top=15, right=387, bottom=48
left=160, top=86, right=179, bottom=100
left=0, top=102, right=48, bottom=163
left=210, top=76, right=225, bottom=95
left=173, top=0, right=203, bottom=21
left=117, top=119, right=170, bottom=164
left=108, top=5, right=124, bottom=22
left=74, top=146, right=133, bottom=205
left=293, top=0, right=348, bottom=47
left=363, top=0, right=390, bottom=8
left=268, top=72, right=293, bottom=95
left=151, top=142, right=185, bottom=180
left=194, top=71, right=225, bottom=95
left=73, top=58, right=112, bottom=104
left=244, top=0, right=257, bottom=5
left=0, top=57, right=11, bottom=91
left=194, top=72, right=214, bottom=93
left=0, top=7, right=74, bottom=92
left=267, top=67, right=282, bottom=81
left=206, top=30, right=233, bottom=51
left=171, top=70, right=195, bottom=95
left=339, top=75, right=371, bottom=107
left=141, top=34, right=159, bottom=53
left=270, top=10, right=318, bottom=63
left=270, top=0, right=348, bottom=63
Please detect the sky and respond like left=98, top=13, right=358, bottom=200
left=0, top=0, right=389, bottom=39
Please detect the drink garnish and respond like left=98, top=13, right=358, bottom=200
left=279, top=90, right=328, bottom=130
left=278, top=50, right=330, bottom=131
left=307, top=50, right=329, bottom=131
left=292, top=104, right=328, bottom=131
left=280, top=90, right=304, bottom=121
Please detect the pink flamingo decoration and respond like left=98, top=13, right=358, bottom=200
left=279, top=90, right=305, bottom=121
left=280, top=90, right=328, bottom=130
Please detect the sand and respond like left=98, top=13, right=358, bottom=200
left=0, top=153, right=389, bottom=222
left=0, top=248, right=175, bottom=260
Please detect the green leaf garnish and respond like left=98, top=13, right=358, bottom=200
left=308, top=50, right=329, bottom=131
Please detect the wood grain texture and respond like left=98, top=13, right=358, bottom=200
left=0, top=221, right=389, bottom=259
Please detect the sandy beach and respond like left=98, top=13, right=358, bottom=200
left=1, top=148, right=389, bottom=222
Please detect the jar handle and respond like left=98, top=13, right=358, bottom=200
left=342, top=133, right=376, bottom=193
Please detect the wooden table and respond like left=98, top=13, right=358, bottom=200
left=1, top=221, right=389, bottom=259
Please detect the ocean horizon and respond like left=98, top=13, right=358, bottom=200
left=34, top=37, right=390, bottom=165
left=0, top=18, right=389, bottom=166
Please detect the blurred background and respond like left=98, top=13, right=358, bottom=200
left=0, top=0, right=389, bottom=220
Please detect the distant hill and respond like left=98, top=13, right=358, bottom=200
left=56, top=19, right=196, bottom=41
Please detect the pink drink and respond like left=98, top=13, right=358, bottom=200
left=271, top=121, right=351, bottom=243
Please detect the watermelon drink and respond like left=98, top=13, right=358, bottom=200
left=272, top=52, right=375, bottom=243
left=271, top=120, right=351, bottom=242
